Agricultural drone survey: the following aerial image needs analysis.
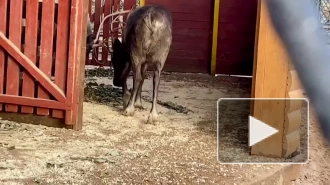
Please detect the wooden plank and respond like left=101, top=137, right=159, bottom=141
left=173, top=20, right=212, bottom=29
left=113, top=0, right=120, bottom=39
left=284, top=109, right=301, bottom=135
left=211, top=0, right=220, bottom=75
left=172, top=34, right=212, bottom=46
left=65, top=0, right=85, bottom=126
left=37, top=0, right=56, bottom=116
left=286, top=90, right=304, bottom=112
left=124, top=0, right=134, bottom=23
left=171, top=42, right=210, bottom=51
left=52, top=0, right=70, bottom=119
left=282, top=130, right=300, bottom=157
left=102, top=0, right=111, bottom=66
left=163, top=58, right=209, bottom=73
left=146, top=0, right=212, bottom=14
left=163, top=63, right=208, bottom=73
left=6, top=0, right=23, bottom=113
left=0, top=32, right=66, bottom=102
left=169, top=50, right=209, bottom=59
left=0, top=94, right=69, bottom=110
left=250, top=0, right=261, bottom=114
left=88, top=0, right=92, bottom=16
left=73, top=0, right=89, bottom=130
left=21, top=0, right=39, bottom=114
left=92, top=0, right=102, bottom=66
left=173, top=20, right=212, bottom=31
left=250, top=0, right=289, bottom=157
left=174, top=27, right=212, bottom=38
left=0, top=0, right=8, bottom=111
left=287, top=70, right=301, bottom=92
left=172, top=12, right=213, bottom=22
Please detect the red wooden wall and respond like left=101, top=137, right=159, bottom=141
left=146, top=0, right=214, bottom=73
left=216, top=0, right=258, bottom=76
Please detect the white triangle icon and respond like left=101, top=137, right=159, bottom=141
left=249, top=116, right=279, bottom=147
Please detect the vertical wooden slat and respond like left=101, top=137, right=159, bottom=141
left=88, top=0, right=92, bottom=15
left=0, top=0, right=8, bottom=111
left=66, top=0, right=85, bottom=126
left=112, top=0, right=119, bottom=40
left=103, top=0, right=111, bottom=66
left=250, top=0, right=262, bottom=115
left=52, top=0, right=70, bottom=119
left=93, top=0, right=102, bottom=65
left=21, top=0, right=39, bottom=114
left=251, top=0, right=289, bottom=157
left=37, top=0, right=55, bottom=115
left=6, top=0, right=23, bottom=113
left=73, top=0, right=89, bottom=130
left=210, top=0, right=220, bottom=75
left=86, top=0, right=92, bottom=65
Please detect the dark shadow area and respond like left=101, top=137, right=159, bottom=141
left=217, top=99, right=250, bottom=162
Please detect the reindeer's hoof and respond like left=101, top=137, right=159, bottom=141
left=146, top=112, right=158, bottom=124
left=123, top=106, right=135, bottom=116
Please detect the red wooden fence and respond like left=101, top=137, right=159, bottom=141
left=86, top=0, right=136, bottom=67
left=0, top=0, right=88, bottom=130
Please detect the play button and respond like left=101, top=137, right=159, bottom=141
left=249, top=116, right=279, bottom=147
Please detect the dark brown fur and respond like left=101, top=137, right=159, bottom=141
left=112, top=4, right=172, bottom=123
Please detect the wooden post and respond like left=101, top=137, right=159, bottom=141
left=139, top=0, right=145, bottom=6
left=210, top=0, right=220, bottom=75
left=251, top=0, right=304, bottom=158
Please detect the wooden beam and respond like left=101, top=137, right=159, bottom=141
left=0, top=31, right=66, bottom=102
left=65, top=0, right=86, bottom=126
left=210, top=0, right=220, bottom=75
left=250, top=0, right=289, bottom=157
left=0, top=0, right=8, bottom=112
left=0, top=94, right=69, bottom=110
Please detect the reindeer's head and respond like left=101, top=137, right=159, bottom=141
left=111, top=38, right=130, bottom=87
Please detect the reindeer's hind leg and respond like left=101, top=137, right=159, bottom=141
left=135, top=63, right=148, bottom=109
left=147, top=62, right=164, bottom=124
left=123, top=58, right=143, bottom=116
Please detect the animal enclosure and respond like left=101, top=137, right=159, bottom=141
left=0, top=0, right=88, bottom=130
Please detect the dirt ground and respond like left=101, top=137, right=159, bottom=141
left=0, top=71, right=329, bottom=184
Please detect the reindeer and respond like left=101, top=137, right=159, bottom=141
left=111, top=4, right=172, bottom=124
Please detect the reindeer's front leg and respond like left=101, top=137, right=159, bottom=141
left=122, top=79, right=130, bottom=109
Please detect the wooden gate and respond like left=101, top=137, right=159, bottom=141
left=0, top=0, right=88, bottom=130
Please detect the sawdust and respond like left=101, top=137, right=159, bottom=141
left=0, top=70, right=327, bottom=184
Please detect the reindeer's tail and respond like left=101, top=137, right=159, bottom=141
left=142, top=10, right=171, bottom=33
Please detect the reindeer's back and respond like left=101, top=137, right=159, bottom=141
left=123, top=4, right=172, bottom=57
